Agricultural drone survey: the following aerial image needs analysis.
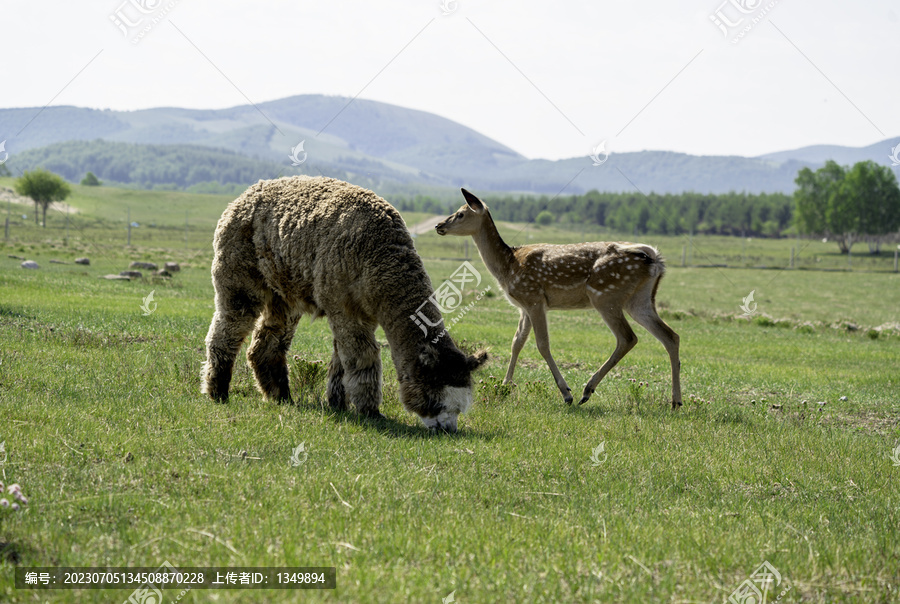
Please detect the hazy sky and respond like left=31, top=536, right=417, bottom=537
left=2, top=0, right=898, bottom=160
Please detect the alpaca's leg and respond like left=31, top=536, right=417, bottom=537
left=247, top=293, right=301, bottom=402
left=202, top=289, right=265, bottom=402
left=326, top=340, right=347, bottom=411
left=330, top=318, right=383, bottom=418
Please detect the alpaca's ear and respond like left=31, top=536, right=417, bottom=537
left=466, top=349, right=489, bottom=372
left=418, top=344, right=440, bottom=368
left=461, top=188, right=486, bottom=213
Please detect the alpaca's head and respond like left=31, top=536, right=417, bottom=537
left=399, top=344, right=489, bottom=432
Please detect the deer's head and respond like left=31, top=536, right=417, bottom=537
left=435, top=188, right=488, bottom=237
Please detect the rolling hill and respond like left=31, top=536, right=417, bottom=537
left=1, top=95, right=897, bottom=194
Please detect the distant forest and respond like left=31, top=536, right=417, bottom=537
left=10, top=139, right=796, bottom=238
left=6, top=140, right=374, bottom=194
left=394, top=190, right=795, bottom=238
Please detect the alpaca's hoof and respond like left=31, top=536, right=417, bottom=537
left=274, top=394, right=294, bottom=406
left=360, top=408, right=386, bottom=420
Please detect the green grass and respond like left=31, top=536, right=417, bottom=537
left=1, top=183, right=899, bottom=603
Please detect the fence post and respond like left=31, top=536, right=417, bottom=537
left=464, top=239, right=469, bottom=260
left=185, top=210, right=188, bottom=251
left=894, top=247, right=898, bottom=273
left=681, top=245, right=686, bottom=267
left=127, top=207, right=131, bottom=247
left=790, top=246, right=794, bottom=269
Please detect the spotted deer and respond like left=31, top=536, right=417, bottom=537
left=435, top=189, right=681, bottom=409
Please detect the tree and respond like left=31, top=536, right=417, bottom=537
left=14, top=169, right=71, bottom=228
left=535, top=210, right=554, bottom=226
left=792, top=160, right=900, bottom=254
left=794, top=161, right=843, bottom=242
left=840, top=161, right=900, bottom=253
left=0, top=162, right=10, bottom=177
left=81, top=171, right=102, bottom=186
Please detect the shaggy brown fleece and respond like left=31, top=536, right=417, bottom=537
left=201, top=176, right=487, bottom=429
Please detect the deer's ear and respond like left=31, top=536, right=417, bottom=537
left=461, top=188, right=486, bottom=213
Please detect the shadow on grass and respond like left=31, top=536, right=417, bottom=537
left=566, top=394, right=692, bottom=419
left=0, top=540, right=23, bottom=564
left=323, top=406, right=502, bottom=441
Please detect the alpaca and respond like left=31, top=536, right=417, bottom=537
left=202, top=176, right=488, bottom=431
left=436, top=189, right=681, bottom=409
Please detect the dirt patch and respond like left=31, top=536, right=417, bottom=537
left=0, top=186, right=80, bottom=214
left=407, top=215, right=445, bottom=235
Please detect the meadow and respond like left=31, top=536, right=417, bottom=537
left=0, top=180, right=899, bottom=603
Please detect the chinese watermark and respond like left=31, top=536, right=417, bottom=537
left=290, top=442, right=308, bottom=467
left=590, top=442, right=607, bottom=466
left=728, top=561, right=791, bottom=604
left=890, top=443, right=900, bottom=467
left=288, top=141, right=307, bottom=166
left=709, top=0, right=780, bottom=45
left=109, top=0, right=182, bottom=45
left=0, top=140, right=8, bottom=165
left=740, top=290, right=757, bottom=317
left=439, top=0, right=458, bottom=16
left=889, top=143, right=900, bottom=167
left=590, top=140, right=610, bottom=166
left=124, top=560, right=190, bottom=604
left=411, top=261, right=492, bottom=343
left=140, top=290, right=157, bottom=316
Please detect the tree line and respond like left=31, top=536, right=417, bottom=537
left=396, top=160, right=900, bottom=253
left=8, top=155, right=900, bottom=252
left=396, top=190, right=795, bottom=238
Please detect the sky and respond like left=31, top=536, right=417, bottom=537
left=1, top=0, right=898, bottom=161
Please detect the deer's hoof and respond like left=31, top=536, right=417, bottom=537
left=671, top=400, right=683, bottom=410
left=578, top=387, right=594, bottom=405
left=563, top=388, right=574, bottom=405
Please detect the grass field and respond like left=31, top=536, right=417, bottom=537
left=1, top=182, right=899, bottom=603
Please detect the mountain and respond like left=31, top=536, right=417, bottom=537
left=756, top=139, right=900, bottom=168
left=1, top=95, right=897, bottom=195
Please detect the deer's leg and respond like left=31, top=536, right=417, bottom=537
left=625, top=283, right=682, bottom=409
left=579, top=305, right=638, bottom=405
left=503, top=310, right=532, bottom=384
left=247, top=293, right=300, bottom=403
left=528, top=307, right=573, bottom=404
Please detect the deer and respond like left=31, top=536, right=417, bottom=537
left=435, top=189, right=682, bottom=409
